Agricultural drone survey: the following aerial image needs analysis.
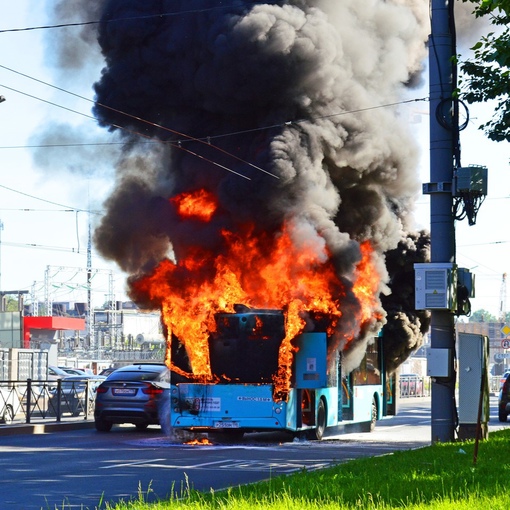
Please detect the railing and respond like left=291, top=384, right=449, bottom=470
left=0, top=378, right=98, bottom=425
left=399, top=375, right=429, bottom=398
left=489, top=375, right=505, bottom=395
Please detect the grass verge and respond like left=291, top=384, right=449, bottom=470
left=104, top=428, right=510, bottom=510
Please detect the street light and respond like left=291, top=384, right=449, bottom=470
left=0, top=95, right=5, bottom=103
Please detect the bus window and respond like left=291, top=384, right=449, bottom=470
left=353, top=343, right=381, bottom=386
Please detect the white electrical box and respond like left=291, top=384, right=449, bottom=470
left=427, top=348, right=451, bottom=378
left=458, top=333, right=488, bottom=424
left=414, top=263, right=457, bottom=311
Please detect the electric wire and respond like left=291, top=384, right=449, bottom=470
left=0, top=64, right=274, bottom=179
left=0, top=72, right=429, bottom=152
left=0, top=64, right=427, bottom=172
left=0, top=4, right=259, bottom=33
left=0, top=81, right=253, bottom=181
left=0, top=183, right=98, bottom=214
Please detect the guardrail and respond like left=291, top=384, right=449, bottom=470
left=399, top=375, right=503, bottom=398
left=399, top=375, right=429, bottom=398
left=489, top=375, right=504, bottom=395
left=0, top=379, right=98, bottom=425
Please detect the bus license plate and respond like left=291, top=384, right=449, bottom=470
left=214, top=421, right=239, bottom=429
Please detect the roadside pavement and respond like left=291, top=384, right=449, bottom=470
left=0, top=418, right=95, bottom=436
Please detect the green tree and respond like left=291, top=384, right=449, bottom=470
left=4, top=296, right=21, bottom=312
left=460, top=0, right=510, bottom=142
left=469, top=308, right=497, bottom=322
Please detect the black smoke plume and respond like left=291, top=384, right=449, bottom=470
left=381, top=231, right=431, bottom=374
left=90, top=0, right=431, bottom=373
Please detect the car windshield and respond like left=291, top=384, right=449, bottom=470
left=49, top=366, right=70, bottom=376
left=107, top=369, right=165, bottom=382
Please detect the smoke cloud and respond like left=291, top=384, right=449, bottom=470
left=43, top=0, right=104, bottom=82
left=89, top=0, right=431, bottom=372
left=381, top=230, right=431, bottom=374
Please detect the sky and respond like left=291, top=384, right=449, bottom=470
left=0, top=1, right=508, bottom=318
left=0, top=2, right=125, bottom=310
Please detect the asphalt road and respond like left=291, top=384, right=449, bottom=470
left=0, top=396, right=506, bottom=510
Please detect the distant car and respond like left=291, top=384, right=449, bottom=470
left=0, top=387, right=21, bottom=424
left=99, top=367, right=117, bottom=377
left=500, top=370, right=510, bottom=387
left=498, top=372, right=510, bottom=422
left=94, top=363, right=170, bottom=432
left=48, top=374, right=107, bottom=417
left=58, top=367, right=89, bottom=376
left=48, top=366, right=72, bottom=381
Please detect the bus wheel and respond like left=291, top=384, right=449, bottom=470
left=309, top=398, right=326, bottom=441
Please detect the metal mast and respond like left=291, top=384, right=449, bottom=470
left=45, top=266, right=53, bottom=316
left=500, top=273, right=507, bottom=323
left=428, top=0, right=458, bottom=442
left=87, top=214, right=94, bottom=352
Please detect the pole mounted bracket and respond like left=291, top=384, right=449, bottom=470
left=422, top=182, right=452, bottom=194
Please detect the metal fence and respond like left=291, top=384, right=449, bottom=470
left=489, top=375, right=504, bottom=395
left=399, top=375, right=429, bottom=398
left=0, top=378, right=97, bottom=425
left=399, top=375, right=503, bottom=398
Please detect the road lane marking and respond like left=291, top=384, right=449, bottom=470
left=100, top=458, right=331, bottom=473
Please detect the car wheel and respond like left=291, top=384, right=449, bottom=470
left=498, top=410, right=508, bottom=422
left=2, top=405, right=14, bottom=425
left=135, top=423, right=149, bottom=430
left=95, top=419, right=112, bottom=432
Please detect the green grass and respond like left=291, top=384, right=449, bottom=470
left=99, top=429, right=510, bottom=510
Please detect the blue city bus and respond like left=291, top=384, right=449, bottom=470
left=169, top=307, right=390, bottom=440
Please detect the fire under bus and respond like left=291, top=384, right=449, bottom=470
left=169, top=306, right=390, bottom=440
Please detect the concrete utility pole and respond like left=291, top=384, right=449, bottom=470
left=428, top=0, right=457, bottom=442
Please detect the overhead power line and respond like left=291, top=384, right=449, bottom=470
left=2, top=241, right=88, bottom=253
left=0, top=72, right=269, bottom=180
left=0, top=64, right=427, bottom=178
left=0, top=5, right=241, bottom=33
left=0, top=183, right=99, bottom=214
left=0, top=64, right=428, bottom=153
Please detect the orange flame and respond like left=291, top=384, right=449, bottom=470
left=132, top=189, right=381, bottom=400
left=185, top=437, right=213, bottom=446
left=170, top=189, right=217, bottom=221
left=353, top=241, right=383, bottom=323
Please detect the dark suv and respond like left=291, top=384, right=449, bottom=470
left=498, top=372, right=510, bottom=422
left=94, top=363, right=170, bottom=432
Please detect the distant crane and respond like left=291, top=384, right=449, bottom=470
left=500, top=273, right=507, bottom=323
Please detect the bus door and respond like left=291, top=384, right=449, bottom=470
left=338, top=356, right=354, bottom=421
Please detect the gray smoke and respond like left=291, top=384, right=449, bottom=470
left=89, top=0, right=431, bottom=372
left=43, top=0, right=104, bottom=81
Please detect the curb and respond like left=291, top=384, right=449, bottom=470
left=0, top=420, right=96, bottom=436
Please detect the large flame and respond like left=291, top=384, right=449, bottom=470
left=132, top=189, right=381, bottom=399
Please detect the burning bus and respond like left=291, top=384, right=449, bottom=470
left=168, top=305, right=387, bottom=440
left=124, top=188, right=393, bottom=440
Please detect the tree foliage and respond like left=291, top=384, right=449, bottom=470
left=469, top=308, right=498, bottom=322
left=460, top=0, right=510, bottom=142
